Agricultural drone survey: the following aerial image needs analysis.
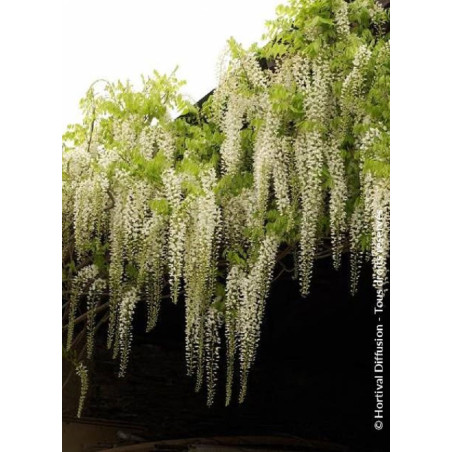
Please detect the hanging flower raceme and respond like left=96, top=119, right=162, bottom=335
left=164, top=168, right=187, bottom=304
left=334, top=0, right=350, bottom=38
left=106, top=170, right=133, bottom=350
left=183, top=170, right=221, bottom=394
left=66, top=264, right=100, bottom=351
left=360, top=127, right=390, bottom=300
left=350, top=203, right=366, bottom=296
left=75, top=362, right=89, bottom=418
left=327, top=136, right=348, bottom=269
left=219, top=93, right=248, bottom=175
left=340, top=44, right=372, bottom=129
left=118, top=287, right=139, bottom=377
left=294, top=58, right=332, bottom=295
left=224, top=264, right=244, bottom=406
left=86, top=277, right=107, bottom=359
left=237, top=235, right=279, bottom=403
left=137, top=212, right=167, bottom=332
left=73, top=171, right=109, bottom=259
left=253, top=101, right=282, bottom=218
left=205, top=306, right=223, bottom=406
left=222, top=188, right=255, bottom=250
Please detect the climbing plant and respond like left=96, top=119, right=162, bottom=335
left=63, top=0, right=389, bottom=416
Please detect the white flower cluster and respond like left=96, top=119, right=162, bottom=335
left=97, top=147, right=120, bottom=169
left=113, top=117, right=138, bottom=152
left=327, top=136, right=348, bottom=269
left=118, top=287, right=139, bottom=377
left=138, top=212, right=167, bottom=332
left=122, top=181, right=151, bottom=262
left=107, top=192, right=125, bottom=350
left=347, top=123, right=389, bottom=298
left=334, top=0, right=350, bottom=38
left=240, top=51, right=268, bottom=89
left=360, top=127, right=390, bottom=298
left=211, top=58, right=240, bottom=126
left=272, top=136, right=292, bottom=215
left=106, top=170, right=131, bottom=350
left=86, top=277, right=107, bottom=359
left=205, top=306, right=223, bottom=406
left=222, top=189, right=255, bottom=250
left=253, top=104, right=282, bottom=217
left=73, top=172, right=109, bottom=258
left=224, top=265, right=244, bottom=406
left=349, top=203, right=365, bottom=296
left=370, top=179, right=389, bottom=296
left=63, top=146, right=92, bottom=179
left=220, top=93, right=248, bottom=175
left=183, top=170, right=220, bottom=398
left=108, top=171, right=170, bottom=355
left=157, top=127, right=177, bottom=161
left=139, top=125, right=177, bottom=161
left=237, top=235, right=278, bottom=402
left=341, top=44, right=372, bottom=125
left=305, top=58, right=332, bottom=123
left=164, top=168, right=187, bottom=304
left=214, top=47, right=379, bottom=306
left=66, top=264, right=99, bottom=351
left=223, top=236, right=278, bottom=404
left=138, top=126, right=158, bottom=160
left=296, top=129, right=324, bottom=295
left=294, top=58, right=332, bottom=295
left=105, top=172, right=152, bottom=351
left=63, top=148, right=92, bottom=239
left=75, top=362, right=89, bottom=418
left=366, top=0, right=385, bottom=24
left=291, top=55, right=311, bottom=92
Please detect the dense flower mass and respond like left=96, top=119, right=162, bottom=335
left=63, top=0, right=389, bottom=415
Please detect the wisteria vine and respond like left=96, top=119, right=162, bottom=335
left=63, top=0, right=389, bottom=415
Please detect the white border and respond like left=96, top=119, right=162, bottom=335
left=1, top=1, right=451, bottom=450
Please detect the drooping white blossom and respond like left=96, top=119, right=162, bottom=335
left=118, top=287, right=139, bottom=377
left=237, top=235, right=278, bottom=403
left=75, top=362, right=89, bottom=418
left=66, top=264, right=99, bottom=351
left=294, top=58, right=332, bottom=295
left=73, top=172, right=109, bottom=258
left=224, top=264, right=244, bottom=406
left=86, top=278, right=107, bottom=359
left=205, top=306, right=223, bottom=406
left=341, top=44, right=372, bottom=127
left=183, top=169, right=220, bottom=389
left=220, top=93, right=248, bottom=175
left=138, top=212, right=167, bottom=332
left=360, top=127, right=390, bottom=299
left=350, top=203, right=365, bottom=296
left=334, top=0, right=350, bottom=38
left=164, top=168, right=187, bottom=304
left=253, top=102, right=281, bottom=218
left=327, top=136, right=348, bottom=269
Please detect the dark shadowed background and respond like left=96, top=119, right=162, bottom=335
left=63, top=255, right=389, bottom=452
